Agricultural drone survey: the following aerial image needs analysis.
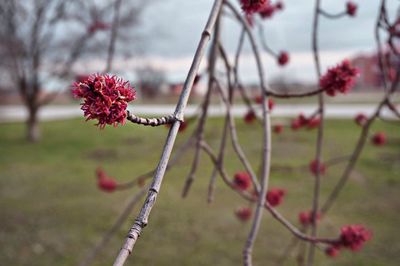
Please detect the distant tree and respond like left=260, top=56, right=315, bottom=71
left=0, top=0, right=146, bottom=141
left=135, top=66, right=167, bottom=98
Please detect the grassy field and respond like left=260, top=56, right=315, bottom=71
left=0, top=117, right=399, bottom=266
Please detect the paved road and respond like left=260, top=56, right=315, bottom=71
left=0, top=104, right=397, bottom=123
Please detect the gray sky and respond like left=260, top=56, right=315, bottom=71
left=109, top=0, right=398, bottom=83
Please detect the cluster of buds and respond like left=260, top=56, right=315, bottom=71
left=309, top=159, right=326, bottom=176
left=326, top=224, right=372, bottom=257
left=233, top=171, right=252, bottom=191
left=346, top=1, right=358, bottom=17
left=320, top=60, right=359, bottom=97
left=291, top=113, right=321, bottom=130
left=96, top=167, right=117, bottom=192
left=266, top=188, right=286, bottom=207
left=235, top=207, right=253, bottom=221
left=298, top=210, right=322, bottom=226
left=72, top=74, right=136, bottom=128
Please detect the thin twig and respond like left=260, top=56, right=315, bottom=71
left=112, top=1, right=224, bottom=265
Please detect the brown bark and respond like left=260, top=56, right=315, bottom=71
left=26, top=104, right=40, bottom=142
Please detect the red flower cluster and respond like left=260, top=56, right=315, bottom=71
left=259, top=1, right=284, bottom=19
left=309, top=159, right=326, bottom=176
left=346, top=1, right=357, bottom=17
left=240, top=0, right=268, bottom=14
left=340, top=224, right=372, bottom=251
left=277, top=51, right=289, bottom=66
left=96, top=167, right=117, bottom=192
left=273, top=124, right=284, bottom=134
left=234, top=171, right=252, bottom=191
left=254, top=96, right=275, bottom=111
left=244, top=110, right=257, bottom=124
left=235, top=207, right=252, bottom=221
left=266, top=188, right=286, bottom=207
left=326, top=224, right=372, bottom=257
left=88, top=21, right=110, bottom=34
left=72, top=74, right=136, bottom=128
left=325, top=246, right=340, bottom=258
left=371, top=132, right=386, bottom=146
left=298, top=210, right=321, bottom=226
left=291, top=114, right=320, bottom=131
left=320, top=60, right=359, bottom=97
left=354, top=113, right=368, bottom=126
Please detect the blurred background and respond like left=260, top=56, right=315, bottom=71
left=0, top=0, right=399, bottom=265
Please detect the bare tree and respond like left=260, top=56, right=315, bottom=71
left=0, top=0, right=145, bottom=142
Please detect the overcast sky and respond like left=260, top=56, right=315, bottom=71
left=110, top=0, right=398, bottom=83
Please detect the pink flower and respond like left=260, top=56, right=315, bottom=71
left=240, top=0, right=268, bottom=14
left=291, top=113, right=308, bottom=130
left=291, top=118, right=302, bottom=130
left=354, top=113, right=368, bottom=126
left=325, top=246, right=340, bottom=258
left=268, top=98, right=275, bottom=111
left=307, top=117, right=321, bottom=129
left=72, top=74, right=136, bottom=128
left=320, top=60, right=359, bottom=97
left=259, top=2, right=276, bottom=19
left=339, top=224, right=372, bottom=251
left=254, top=95, right=263, bottom=104
left=346, top=1, right=357, bottom=17
left=298, top=210, right=321, bottom=226
left=309, top=159, right=326, bottom=176
left=234, top=171, right=252, bottom=191
left=273, top=124, right=284, bottom=134
left=96, top=167, right=117, bottom=193
left=266, top=188, right=286, bottom=207
left=277, top=51, right=289, bottom=66
left=235, top=207, right=252, bottom=221
left=371, top=132, right=386, bottom=146
left=244, top=110, right=257, bottom=124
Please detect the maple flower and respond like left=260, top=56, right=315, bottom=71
left=291, top=118, right=302, bottom=130
left=309, top=159, right=326, bottom=176
left=244, top=110, right=257, bottom=124
left=277, top=51, right=290, bottom=66
left=339, top=224, right=372, bottom=251
left=325, top=246, right=340, bottom=258
left=254, top=95, right=274, bottom=111
left=72, top=74, right=136, bottom=128
left=240, top=0, right=268, bottom=14
left=298, top=210, right=321, bottom=226
left=268, top=98, right=275, bottom=111
left=320, top=60, right=359, bottom=96
left=96, top=167, right=117, bottom=192
left=371, top=132, right=386, bottom=146
left=354, top=113, right=368, bottom=126
left=307, top=117, right=321, bottom=129
left=259, top=2, right=276, bottom=19
left=235, top=207, right=252, bottom=221
left=346, top=1, right=357, bottom=17
left=233, top=171, right=252, bottom=191
left=266, top=188, right=286, bottom=207
left=273, top=124, right=284, bottom=134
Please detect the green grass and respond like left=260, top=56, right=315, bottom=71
left=0, top=117, right=399, bottom=266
